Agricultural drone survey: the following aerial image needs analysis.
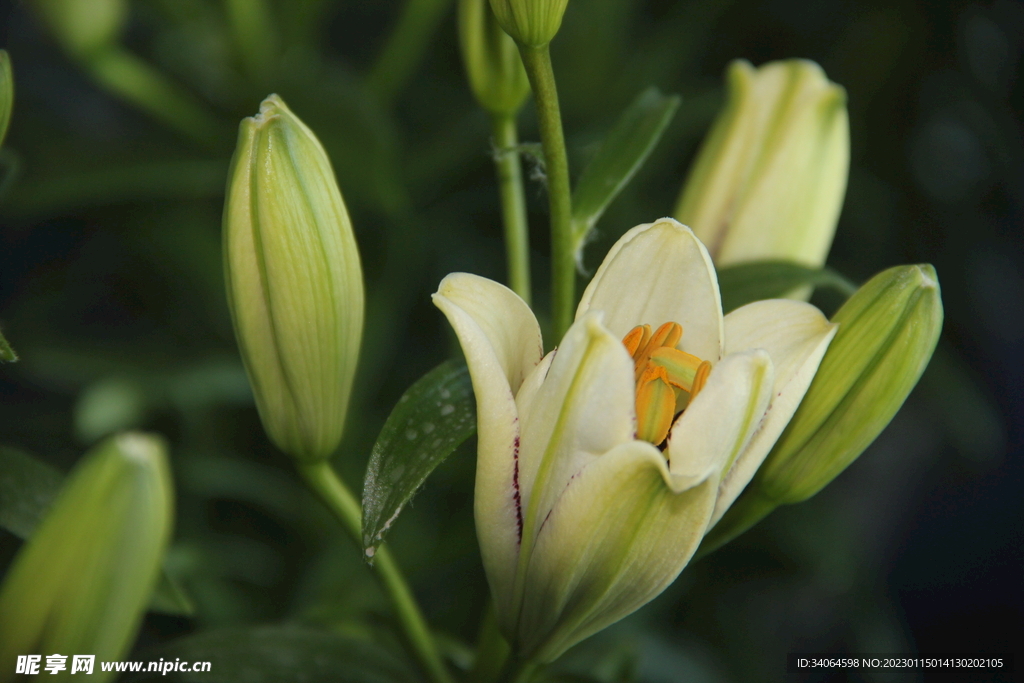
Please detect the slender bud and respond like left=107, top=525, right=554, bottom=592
left=702, top=265, right=942, bottom=554
left=459, top=0, right=530, bottom=115
left=0, top=51, right=12, bottom=149
left=756, top=264, right=943, bottom=502
left=675, top=59, right=849, bottom=269
left=31, top=0, right=127, bottom=58
left=488, top=0, right=569, bottom=48
left=0, top=433, right=173, bottom=682
left=224, top=95, right=364, bottom=462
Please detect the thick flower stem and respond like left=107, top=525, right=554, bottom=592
left=492, top=113, right=532, bottom=304
left=519, top=44, right=573, bottom=340
left=298, top=462, right=454, bottom=683
left=469, top=601, right=511, bottom=683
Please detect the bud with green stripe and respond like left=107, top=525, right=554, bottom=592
left=0, top=433, right=173, bottom=682
left=224, top=94, right=364, bottom=463
left=703, top=265, right=943, bottom=552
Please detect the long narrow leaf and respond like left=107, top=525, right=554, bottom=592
left=571, top=88, right=680, bottom=262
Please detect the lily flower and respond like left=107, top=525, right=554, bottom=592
left=433, top=218, right=837, bottom=661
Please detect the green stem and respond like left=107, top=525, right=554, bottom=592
left=298, top=462, right=454, bottom=683
left=695, top=487, right=778, bottom=560
left=368, top=0, right=453, bottom=104
left=519, top=45, right=573, bottom=340
left=85, top=47, right=224, bottom=148
left=469, top=601, right=511, bottom=683
left=224, top=0, right=278, bottom=82
left=491, top=113, right=532, bottom=304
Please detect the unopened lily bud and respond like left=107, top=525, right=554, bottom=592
left=224, top=94, right=364, bottom=462
left=460, top=0, right=530, bottom=115
left=0, top=433, right=172, bottom=682
left=0, top=51, right=12, bottom=148
left=31, top=0, right=127, bottom=57
left=755, top=264, right=943, bottom=503
left=488, top=0, right=569, bottom=48
left=674, top=59, right=849, bottom=269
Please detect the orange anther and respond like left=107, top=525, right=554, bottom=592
left=690, top=361, right=712, bottom=398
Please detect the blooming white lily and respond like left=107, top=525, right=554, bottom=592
left=433, top=218, right=837, bottom=661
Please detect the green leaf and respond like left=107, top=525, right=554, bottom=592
left=0, top=446, right=62, bottom=538
left=571, top=88, right=680, bottom=261
left=126, top=625, right=419, bottom=682
left=0, top=445, right=194, bottom=616
left=0, top=326, right=16, bottom=362
left=362, top=360, right=475, bottom=556
left=716, top=260, right=857, bottom=313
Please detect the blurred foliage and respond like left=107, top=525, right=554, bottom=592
left=0, top=0, right=1021, bottom=681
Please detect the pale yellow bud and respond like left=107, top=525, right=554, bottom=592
left=675, top=59, right=849, bottom=269
left=224, top=95, right=364, bottom=462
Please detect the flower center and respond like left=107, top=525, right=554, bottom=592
left=622, top=322, right=712, bottom=447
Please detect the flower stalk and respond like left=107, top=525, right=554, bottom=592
left=298, top=462, right=455, bottom=683
left=519, top=44, right=573, bottom=339
left=492, top=113, right=532, bottom=303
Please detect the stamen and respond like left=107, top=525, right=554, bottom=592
left=621, top=322, right=712, bottom=448
left=634, top=365, right=676, bottom=446
left=648, top=346, right=703, bottom=392
left=633, top=321, right=683, bottom=380
left=691, top=361, right=712, bottom=398
left=622, top=324, right=650, bottom=359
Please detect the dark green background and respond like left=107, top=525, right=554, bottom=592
left=0, top=0, right=1021, bottom=680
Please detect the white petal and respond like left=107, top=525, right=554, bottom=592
left=516, top=440, right=718, bottom=661
left=515, top=313, right=636, bottom=560
left=576, top=218, right=724, bottom=361
left=709, top=299, right=837, bottom=527
left=431, top=273, right=543, bottom=621
left=667, top=349, right=774, bottom=485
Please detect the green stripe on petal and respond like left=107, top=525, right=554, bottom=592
left=515, top=313, right=635, bottom=563
left=667, top=349, right=773, bottom=485
left=516, top=440, right=718, bottom=661
left=711, top=299, right=836, bottom=526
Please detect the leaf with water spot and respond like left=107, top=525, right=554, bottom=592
left=361, top=360, right=476, bottom=558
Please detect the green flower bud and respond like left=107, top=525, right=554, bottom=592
left=675, top=59, right=849, bottom=269
left=0, top=51, right=12, bottom=149
left=224, top=94, right=364, bottom=463
left=488, top=0, right=569, bottom=48
left=459, top=0, right=530, bottom=115
left=757, top=264, right=943, bottom=502
left=31, top=0, right=127, bottom=58
left=702, top=265, right=942, bottom=554
left=0, top=433, right=173, bottom=682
